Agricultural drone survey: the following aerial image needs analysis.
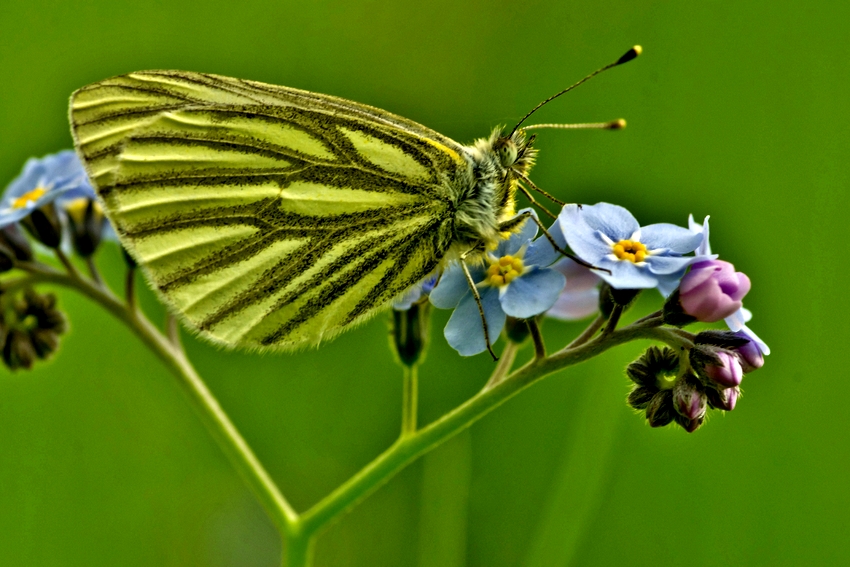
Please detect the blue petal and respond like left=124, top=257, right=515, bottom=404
left=689, top=214, right=712, bottom=256
left=499, top=267, right=566, bottom=318
left=641, top=223, right=703, bottom=254
left=4, top=158, right=45, bottom=199
left=0, top=207, right=35, bottom=227
left=524, top=218, right=564, bottom=267
left=444, top=287, right=505, bottom=356
left=559, top=205, right=611, bottom=264
left=430, top=262, right=479, bottom=309
left=596, top=260, right=659, bottom=289
left=574, top=203, right=639, bottom=242
left=645, top=254, right=699, bottom=275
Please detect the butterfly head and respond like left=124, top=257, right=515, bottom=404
left=492, top=128, right=537, bottom=178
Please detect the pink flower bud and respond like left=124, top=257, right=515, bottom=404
left=673, top=378, right=707, bottom=420
left=706, top=386, right=740, bottom=411
left=679, top=260, right=751, bottom=322
left=733, top=332, right=764, bottom=373
left=703, top=351, right=743, bottom=387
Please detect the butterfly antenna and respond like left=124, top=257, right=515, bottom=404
left=509, top=46, right=642, bottom=137
left=523, top=118, right=626, bottom=131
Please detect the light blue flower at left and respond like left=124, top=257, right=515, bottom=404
left=430, top=210, right=566, bottom=356
left=0, top=150, right=93, bottom=228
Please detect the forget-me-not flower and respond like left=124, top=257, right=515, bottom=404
left=560, top=203, right=704, bottom=296
left=0, top=150, right=91, bottom=228
left=430, top=210, right=566, bottom=356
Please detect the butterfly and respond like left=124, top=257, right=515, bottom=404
left=68, top=47, right=639, bottom=352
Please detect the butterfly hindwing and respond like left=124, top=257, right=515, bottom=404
left=70, top=71, right=472, bottom=349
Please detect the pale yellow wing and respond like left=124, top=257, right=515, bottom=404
left=70, top=70, right=472, bottom=350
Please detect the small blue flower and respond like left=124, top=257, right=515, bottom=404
left=559, top=203, right=704, bottom=296
left=0, top=151, right=92, bottom=228
left=430, top=211, right=566, bottom=356
left=687, top=214, right=770, bottom=356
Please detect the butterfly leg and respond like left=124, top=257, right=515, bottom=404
left=459, top=250, right=499, bottom=361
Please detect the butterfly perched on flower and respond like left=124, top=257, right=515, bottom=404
left=68, top=47, right=639, bottom=351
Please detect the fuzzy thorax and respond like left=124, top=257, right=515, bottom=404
left=452, top=127, right=537, bottom=250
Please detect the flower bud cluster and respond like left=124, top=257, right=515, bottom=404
left=627, top=331, right=764, bottom=432
left=0, top=288, right=67, bottom=370
left=627, top=346, right=707, bottom=432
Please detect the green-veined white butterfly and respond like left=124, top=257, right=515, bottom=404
left=69, top=47, right=639, bottom=352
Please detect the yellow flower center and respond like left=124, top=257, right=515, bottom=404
left=612, top=239, right=648, bottom=263
left=486, top=255, right=525, bottom=287
left=12, top=187, right=47, bottom=209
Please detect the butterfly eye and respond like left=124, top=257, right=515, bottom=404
left=495, top=139, right=518, bottom=168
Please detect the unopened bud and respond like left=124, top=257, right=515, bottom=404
left=29, top=328, right=60, bottom=358
left=672, top=375, right=706, bottom=421
left=20, top=202, right=63, bottom=248
left=662, top=289, right=697, bottom=327
left=694, top=330, right=750, bottom=350
left=674, top=413, right=704, bottom=433
left=391, top=301, right=430, bottom=367
left=0, top=224, right=33, bottom=266
left=3, top=329, right=36, bottom=370
left=64, top=197, right=106, bottom=257
left=732, top=332, right=764, bottom=373
left=678, top=260, right=751, bottom=322
left=504, top=316, right=531, bottom=344
left=646, top=390, right=675, bottom=427
left=703, top=351, right=743, bottom=387
left=599, top=284, right=641, bottom=317
left=706, top=386, right=740, bottom=411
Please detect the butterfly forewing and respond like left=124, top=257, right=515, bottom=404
left=70, top=71, right=471, bottom=349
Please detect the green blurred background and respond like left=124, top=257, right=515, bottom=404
left=1, top=1, right=847, bottom=565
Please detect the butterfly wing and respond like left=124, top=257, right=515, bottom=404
left=70, top=70, right=472, bottom=350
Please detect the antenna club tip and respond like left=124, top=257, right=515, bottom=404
left=609, top=119, right=627, bottom=130
left=617, top=45, right=642, bottom=65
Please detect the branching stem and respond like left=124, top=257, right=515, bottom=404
left=6, top=257, right=676, bottom=567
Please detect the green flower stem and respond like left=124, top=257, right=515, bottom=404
left=400, top=364, right=419, bottom=437
left=10, top=262, right=300, bottom=536
left=298, top=318, right=671, bottom=540
left=85, top=256, right=103, bottom=285
left=528, top=318, right=546, bottom=360
left=284, top=528, right=315, bottom=567
left=565, top=314, right=605, bottom=349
